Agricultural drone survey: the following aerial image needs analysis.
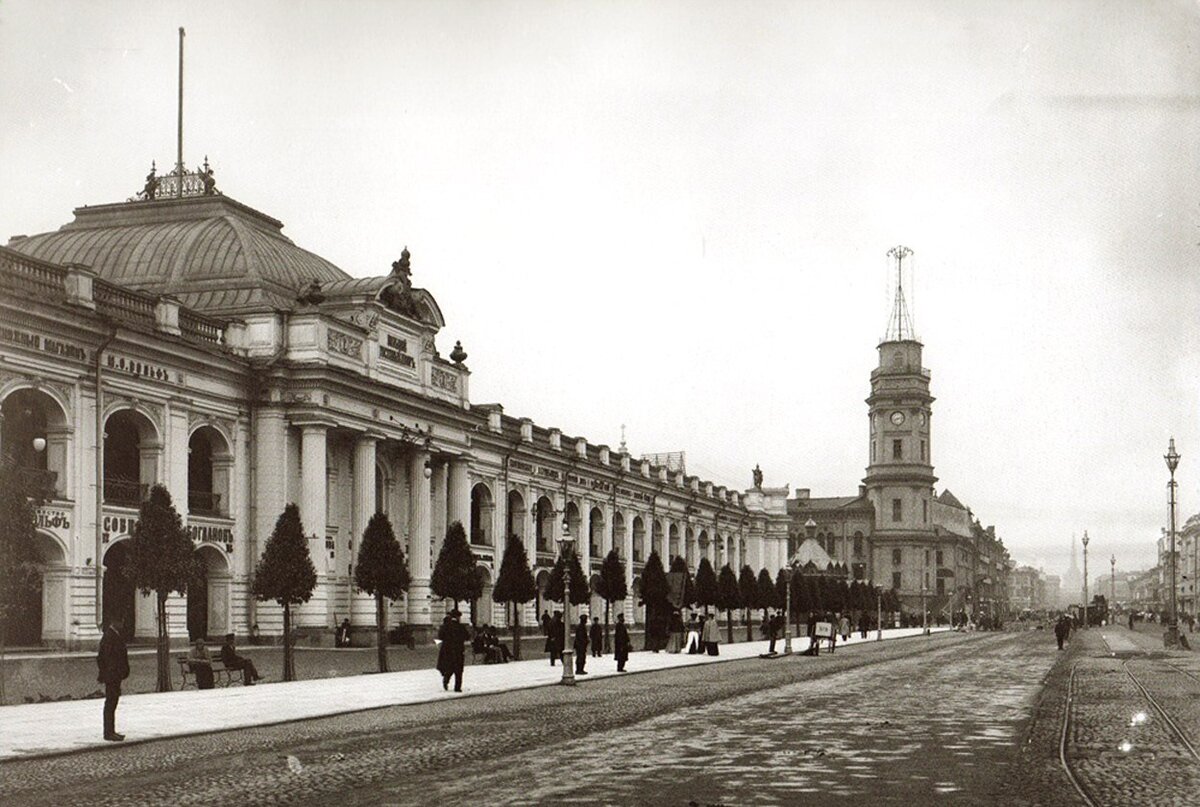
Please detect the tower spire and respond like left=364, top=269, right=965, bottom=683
left=883, top=245, right=916, bottom=342
left=176, top=26, right=185, bottom=198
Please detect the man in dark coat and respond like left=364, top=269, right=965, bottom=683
left=574, top=614, right=589, bottom=674
left=541, top=610, right=551, bottom=636
left=436, top=610, right=469, bottom=691
left=96, top=617, right=129, bottom=741
left=614, top=613, right=631, bottom=672
left=546, top=611, right=563, bottom=666
left=1054, top=615, right=1070, bottom=650
left=220, top=633, right=262, bottom=685
left=589, top=617, right=603, bottom=658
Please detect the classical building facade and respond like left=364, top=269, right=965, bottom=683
left=785, top=250, right=1011, bottom=621
left=0, top=167, right=792, bottom=648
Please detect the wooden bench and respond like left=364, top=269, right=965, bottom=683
left=177, top=655, right=242, bottom=689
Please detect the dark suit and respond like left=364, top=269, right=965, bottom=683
left=220, top=642, right=259, bottom=685
left=574, top=621, right=589, bottom=673
left=96, top=626, right=129, bottom=738
left=614, top=621, right=631, bottom=671
left=436, top=619, right=469, bottom=691
left=589, top=622, right=603, bottom=657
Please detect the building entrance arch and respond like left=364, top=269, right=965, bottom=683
left=188, top=544, right=231, bottom=639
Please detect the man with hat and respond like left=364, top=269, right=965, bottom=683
left=96, top=616, right=129, bottom=741
left=220, top=632, right=262, bottom=685
left=436, top=609, right=469, bottom=692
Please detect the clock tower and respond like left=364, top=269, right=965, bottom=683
left=865, top=246, right=938, bottom=607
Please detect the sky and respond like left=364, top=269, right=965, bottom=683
left=1, top=0, right=1197, bottom=580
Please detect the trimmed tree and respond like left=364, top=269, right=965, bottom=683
left=253, top=503, right=317, bottom=682
left=354, top=512, right=410, bottom=673
left=716, top=563, right=741, bottom=644
left=695, top=557, right=718, bottom=616
left=640, top=551, right=670, bottom=650
left=596, top=549, right=627, bottom=652
left=0, top=460, right=42, bottom=704
left=546, top=547, right=588, bottom=606
left=669, top=555, right=695, bottom=610
left=430, top=521, right=482, bottom=615
left=757, top=568, right=778, bottom=627
left=775, top=568, right=789, bottom=626
left=738, top=565, right=759, bottom=642
left=126, top=485, right=197, bottom=692
left=492, top=535, right=537, bottom=659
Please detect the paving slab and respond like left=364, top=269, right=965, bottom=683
left=0, top=627, right=943, bottom=761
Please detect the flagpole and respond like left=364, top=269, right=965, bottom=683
left=177, top=26, right=185, bottom=197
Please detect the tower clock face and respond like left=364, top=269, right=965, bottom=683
left=890, top=411, right=905, bottom=426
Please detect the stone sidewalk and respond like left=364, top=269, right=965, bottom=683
left=0, top=627, right=942, bottom=761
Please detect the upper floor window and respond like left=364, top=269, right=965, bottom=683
left=892, top=498, right=902, bottom=522
left=920, top=440, right=927, bottom=462
left=936, top=550, right=944, bottom=566
left=892, top=547, right=902, bottom=566
left=892, top=571, right=902, bottom=589
left=892, top=439, right=903, bottom=460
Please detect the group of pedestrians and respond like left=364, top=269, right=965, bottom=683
left=539, top=610, right=632, bottom=674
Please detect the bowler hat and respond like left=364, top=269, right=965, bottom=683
left=224, top=632, right=235, bottom=641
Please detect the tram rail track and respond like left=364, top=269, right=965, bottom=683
left=1060, top=657, right=1200, bottom=806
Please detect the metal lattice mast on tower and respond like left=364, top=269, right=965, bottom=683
left=884, top=245, right=916, bottom=342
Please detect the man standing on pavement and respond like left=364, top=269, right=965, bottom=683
left=1054, top=614, right=1070, bottom=650
left=96, top=617, right=129, bottom=742
left=574, top=614, right=590, bottom=674
left=614, top=613, right=631, bottom=672
left=590, top=616, right=603, bottom=658
left=436, top=610, right=469, bottom=691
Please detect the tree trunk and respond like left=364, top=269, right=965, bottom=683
left=512, top=602, right=522, bottom=660
left=746, top=608, right=753, bottom=642
left=726, top=608, right=734, bottom=644
left=156, top=591, right=171, bottom=692
left=0, top=616, right=7, bottom=705
left=376, top=594, right=388, bottom=673
left=283, top=604, right=294, bottom=682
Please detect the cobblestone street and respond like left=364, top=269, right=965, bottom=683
left=0, top=630, right=1073, bottom=806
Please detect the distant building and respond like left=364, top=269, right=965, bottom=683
left=1008, top=565, right=1046, bottom=613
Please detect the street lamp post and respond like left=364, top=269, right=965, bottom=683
left=876, top=585, right=883, bottom=641
left=1081, top=531, right=1090, bottom=630
left=1166, top=437, right=1181, bottom=648
left=557, top=519, right=575, bottom=686
left=1110, top=554, right=1116, bottom=624
left=783, top=565, right=795, bottom=656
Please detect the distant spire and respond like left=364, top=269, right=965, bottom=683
left=883, top=245, right=916, bottom=341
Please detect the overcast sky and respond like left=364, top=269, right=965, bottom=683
left=2, top=1, right=1197, bottom=580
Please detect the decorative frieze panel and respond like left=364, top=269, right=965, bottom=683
left=430, top=366, right=459, bottom=393
left=327, top=330, right=363, bottom=359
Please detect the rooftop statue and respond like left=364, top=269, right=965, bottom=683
left=140, top=162, right=159, bottom=201
left=752, top=464, right=763, bottom=489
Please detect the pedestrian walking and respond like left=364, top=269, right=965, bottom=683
left=574, top=615, right=590, bottom=674
left=838, top=613, right=851, bottom=642
left=668, top=609, right=685, bottom=653
left=1054, top=614, right=1070, bottom=650
left=766, top=612, right=779, bottom=654
left=686, top=614, right=702, bottom=654
left=614, top=613, right=631, bottom=672
left=436, top=610, right=469, bottom=691
left=858, top=612, right=868, bottom=639
left=702, top=611, right=720, bottom=656
left=547, top=611, right=564, bottom=666
left=541, top=609, right=551, bottom=636
left=96, top=617, right=129, bottom=742
left=590, top=617, right=603, bottom=658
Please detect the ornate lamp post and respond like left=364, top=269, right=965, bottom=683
left=557, top=518, right=575, bottom=686
left=876, top=584, right=883, bottom=641
left=1166, top=437, right=1181, bottom=647
left=1081, top=531, right=1090, bottom=629
left=784, top=518, right=816, bottom=655
left=1110, top=554, right=1116, bottom=624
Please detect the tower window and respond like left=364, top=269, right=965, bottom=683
left=892, top=498, right=902, bottom=522
left=922, top=499, right=928, bottom=523
left=871, top=442, right=876, bottom=462
left=921, top=440, right=926, bottom=462
left=892, top=571, right=902, bottom=589
left=893, top=440, right=902, bottom=460
left=892, top=548, right=902, bottom=565
left=936, top=550, right=944, bottom=566
left=854, top=532, right=864, bottom=557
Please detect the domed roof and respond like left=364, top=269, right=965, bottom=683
left=7, top=193, right=350, bottom=315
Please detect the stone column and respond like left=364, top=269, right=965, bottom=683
left=350, top=434, right=378, bottom=630
left=298, top=423, right=329, bottom=628
left=623, top=512, right=635, bottom=623
left=447, top=457, right=471, bottom=534
left=164, top=404, right=189, bottom=511
left=408, top=450, right=433, bottom=634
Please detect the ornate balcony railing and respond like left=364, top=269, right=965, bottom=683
left=104, top=479, right=148, bottom=507
left=187, top=490, right=223, bottom=516
left=95, top=281, right=155, bottom=327
left=0, top=249, right=66, bottom=298
left=179, top=309, right=224, bottom=344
